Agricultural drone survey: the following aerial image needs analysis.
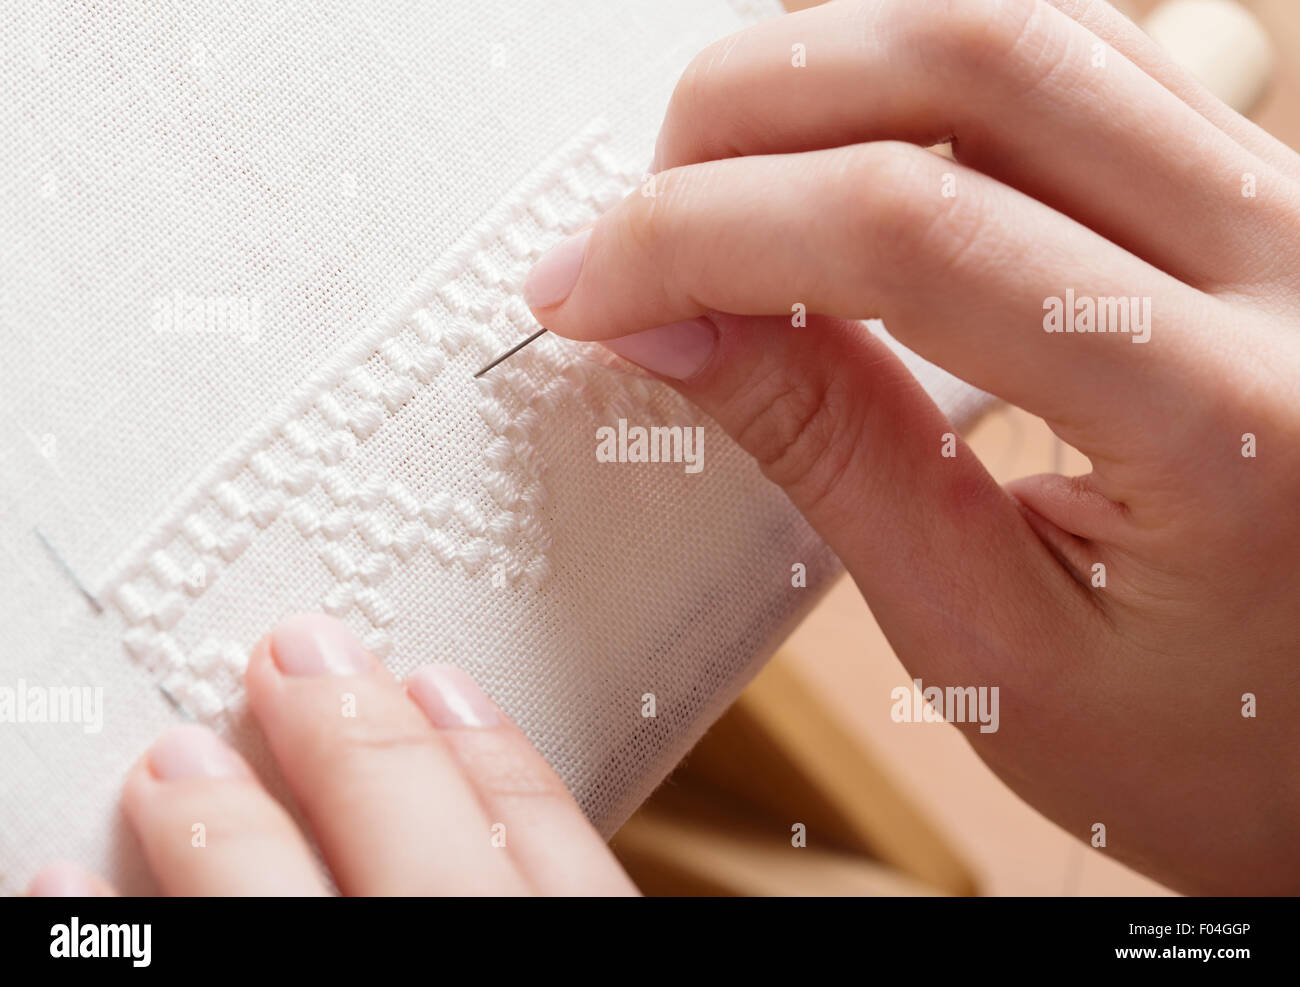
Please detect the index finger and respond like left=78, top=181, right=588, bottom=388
left=525, top=141, right=1209, bottom=437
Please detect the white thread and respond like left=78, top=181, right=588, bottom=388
left=190, top=640, right=222, bottom=675
left=147, top=550, right=185, bottom=590
left=251, top=492, right=284, bottom=528
left=104, top=122, right=630, bottom=720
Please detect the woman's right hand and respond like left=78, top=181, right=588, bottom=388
left=526, top=0, right=1300, bottom=894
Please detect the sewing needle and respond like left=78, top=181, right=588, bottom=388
left=34, top=527, right=103, bottom=614
left=473, top=327, right=549, bottom=378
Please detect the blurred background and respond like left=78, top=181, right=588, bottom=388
left=610, top=0, right=1298, bottom=896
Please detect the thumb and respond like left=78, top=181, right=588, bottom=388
left=586, top=311, right=1093, bottom=722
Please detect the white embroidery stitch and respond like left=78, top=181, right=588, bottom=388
left=100, top=123, right=687, bottom=721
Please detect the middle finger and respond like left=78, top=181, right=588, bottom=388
left=245, top=613, right=532, bottom=895
left=653, top=0, right=1295, bottom=292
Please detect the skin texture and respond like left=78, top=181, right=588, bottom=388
left=28, top=0, right=1300, bottom=896
left=527, top=0, right=1300, bottom=895
left=30, top=615, right=638, bottom=896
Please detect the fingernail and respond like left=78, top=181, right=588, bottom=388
left=270, top=612, right=371, bottom=677
left=147, top=725, right=248, bottom=780
left=28, top=862, right=100, bottom=897
left=524, top=228, right=592, bottom=309
left=602, top=318, right=717, bottom=380
left=650, top=133, right=664, bottom=174
left=407, top=664, right=499, bottom=728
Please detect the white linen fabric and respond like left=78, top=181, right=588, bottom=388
left=0, top=0, right=989, bottom=893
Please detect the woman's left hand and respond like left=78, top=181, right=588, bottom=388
left=27, top=613, right=638, bottom=896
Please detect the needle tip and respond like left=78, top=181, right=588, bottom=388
left=471, top=327, right=549, bottom=379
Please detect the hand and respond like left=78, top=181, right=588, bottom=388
left=524, top=0, right=1300, bottom=895
left=27, top=614, right=637, bottom=896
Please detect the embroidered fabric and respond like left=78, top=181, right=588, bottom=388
left=0, top=0, right=989, bottom=893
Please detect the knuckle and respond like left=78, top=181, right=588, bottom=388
left=665, top=32, right=767, bottom=165
left=839, top=143, right=992, bottom=284
left=326, top=712, right=436, bottom=763
left=908, top=183, right=993, bottom=283
left=840, top=142, right=936, bottom=234
left=662, top=48, right=718, bottom=166
left=671, top=38, right=731, bottom=134
left=933, top=0, right=1038, bottom=62
left=911, top=0, right=1059, bottom=96
left=619, top=172, right=678, bottom=263
left=735, top=362, right=857, bottom=512
left=617, top=163, right=715, bottom=308
left=446, top=731, right=565, bottom=801
left=672, top=42, right=712, bottom=113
